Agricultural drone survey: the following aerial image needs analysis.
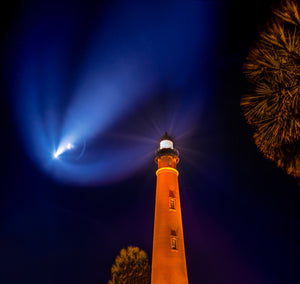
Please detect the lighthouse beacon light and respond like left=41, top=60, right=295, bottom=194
left=160, top=139, right=173, bottom=149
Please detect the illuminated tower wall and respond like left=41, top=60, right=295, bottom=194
left=151, top=133, right=188, bottom=284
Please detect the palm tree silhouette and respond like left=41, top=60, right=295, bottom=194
left=242, top=0, right=300, bottom=178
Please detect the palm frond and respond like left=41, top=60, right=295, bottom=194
left=242, top=0, right=300, bottom=177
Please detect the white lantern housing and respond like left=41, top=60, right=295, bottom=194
left=160, top=139, right=174, bottom=149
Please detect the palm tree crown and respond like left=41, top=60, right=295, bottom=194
left=242, top=0, right=300, bottom=178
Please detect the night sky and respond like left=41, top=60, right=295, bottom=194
left=0, top=1, right=299, bottom=284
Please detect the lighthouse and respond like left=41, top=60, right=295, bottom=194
left=151, top=133, right=189, bottom=284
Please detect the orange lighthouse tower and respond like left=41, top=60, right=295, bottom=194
left=151, top=133, right=188, bottom=284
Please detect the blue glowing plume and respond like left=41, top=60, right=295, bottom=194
left=7, top=0, right=221, bottom=185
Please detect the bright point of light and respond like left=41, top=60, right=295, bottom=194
left=66, top=143, right=74, bottom=150
left=160, top=140, right=173, bottom=149
left=53, top=148, right=63, bottom=159
left=53, top=142, right=75, bottom=159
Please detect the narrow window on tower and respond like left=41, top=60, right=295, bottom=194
left=169, top=197, right=176, bottom=211
left=168, top=158, right=172, bottom=166
left=170, top=198, right=175, bottom=210
left=171, top=238, right=177, bottom=250
left=169, top=191, right=176, bottom=211
left=170, top=230, right=178, bottom=251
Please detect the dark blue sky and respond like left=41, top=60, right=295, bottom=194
left=0, top=0, right=299, bottom=283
